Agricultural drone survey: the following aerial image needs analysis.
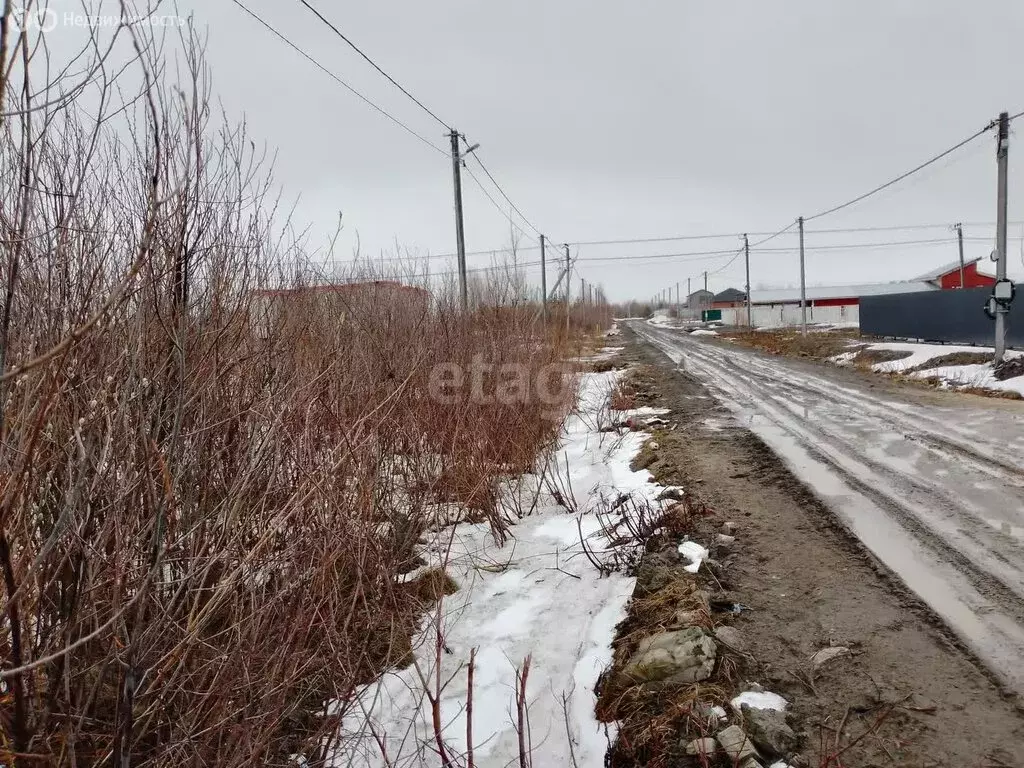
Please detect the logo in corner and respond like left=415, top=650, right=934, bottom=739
left=10, top=6, right=59, bottom=33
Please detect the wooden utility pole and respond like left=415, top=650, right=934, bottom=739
left=744, top=233, right=752, bottom=327
left=798, top=216, right=807, bottom=335
left=565, top=244, right=571, bottom=334
left=449, top=130, right=468, bottom=310
left=995, top=111, right=1010, bottom=362
left=540, top=234, right=547, bottom=325
left=954, top=223, right=965, bottom=289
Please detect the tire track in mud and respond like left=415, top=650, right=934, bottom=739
left=632, top=322, right=1024, bottom=693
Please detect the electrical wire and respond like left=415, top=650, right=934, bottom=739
left=565, top=221, right=1019, bottom=247
left=296, top=0, right=450, bottom=131
left=803, top=120, right=997, bottom=222
left=230, top=0, right=448, bottom=156
left=462, top=165, right=541, bottom=246
left=468, top=148, right=544, bottom=237
left=748, top=220, right=799, bottom=249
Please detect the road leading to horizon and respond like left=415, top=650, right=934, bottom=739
left=630, top=320, right=1024, bottom=695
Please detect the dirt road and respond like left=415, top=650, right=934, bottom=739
left=631, top=320, right=1024, bottom=696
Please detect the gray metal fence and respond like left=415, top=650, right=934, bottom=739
left=860, top=285, right=1024, bottom=348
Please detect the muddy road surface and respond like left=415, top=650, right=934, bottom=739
left=631, top=320, right=1024, bottom=696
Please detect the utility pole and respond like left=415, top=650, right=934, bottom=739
left=449, top=130, right=468, bottom=310
left=798, top=216, right=807, bottom=335
left=565, top=244, right=571, bottom=334
left=703, top=271, right=708, bottom=292
left=744, top=233, right=752, bottom=328
left=540, top=234, right=547, bottom=325
left=995, top=111, right=1010, bottom=362
left=954, top=223, right=965, bottom=289
left=676, top=281, right=680, bottom=315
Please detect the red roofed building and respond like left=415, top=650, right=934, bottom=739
left=914, top=258, right=997, bottom=290
left=716, top=258, right=997, bottom=328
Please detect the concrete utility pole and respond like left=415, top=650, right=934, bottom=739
left=744, top=233, right=752, bottom=328
left=798, top=216, right=807, bottom=335
left=676, top=282, right=680, bottom=314
left=703, top=271, right=708, bottom=292
left=449, top=130, right=468, bottom=310
left=995, top=111, right=1010, bottom=362
left=540, top=234, right=547, bottom=325
left=565, top=244, right=571, bottom=334
left=954, top=223, right=965, bottom=289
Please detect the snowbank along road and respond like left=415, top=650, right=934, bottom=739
left=630, top=321, right=1024, bottom=695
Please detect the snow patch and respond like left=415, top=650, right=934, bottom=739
left=731, top=690, right=789, bottom=713
left=677, top=540, right=709, bottom=574
left=333, top=369, right=669, bottom=768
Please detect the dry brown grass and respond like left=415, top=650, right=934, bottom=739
left=851, top=348, right=913, bottom=368
left=0, top=18, right=609, bottom=767
left=595, top=512, right=736, bottom=768
left=904, top=351, right=992, bottom=372
left=723, top=328, right=863, bottom=360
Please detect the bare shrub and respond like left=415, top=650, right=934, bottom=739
left=0, top=9, right=608, bottom=767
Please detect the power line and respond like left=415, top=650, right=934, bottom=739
left=468, top=148, right=544, bottom=237
left=749, top=220, right=799, bottom=249
left=296, top=0, right=450, bottom=131
left=804, top=120, right=998, bottom=222
left=462, top=165, right=540, bottom=246
left=575, top=247, right=745, bottom=264
left=565, top=220, right=1018, bottom=247
left=229, top=0, right=447, bottom=156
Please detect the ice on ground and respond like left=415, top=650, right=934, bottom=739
left=691, top=329, right=719, bottom=336
left=613, top=406, right=670, bottom=420
left=731, top=690, right=789, bottom=713
left=332, top=369, right=669, bottom=768
left=678, top=540, right=708, bottom=574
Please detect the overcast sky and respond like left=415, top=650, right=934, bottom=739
left=46, top=1, right=1024, bottom=299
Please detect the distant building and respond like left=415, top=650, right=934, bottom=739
left=686, top=289, right=714, bottom=311
left=712, top=288, right=747, bottom=309
left=914, top=257, right=996, bottom=290
left=717, top=259, right=995, bottom=329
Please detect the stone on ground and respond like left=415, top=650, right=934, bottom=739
left=811, top=646, right=851, bottom=669
left=741, top=704, right=798, bottom=757
left=714, top=625, right=746, bottom=652
left=717, top=725, right=760, bottom=762
left=716, top=533, right=737, bottom=548
left=684, top=737, right=717, bottom=756
left=622, top=627, right=717, bottom=684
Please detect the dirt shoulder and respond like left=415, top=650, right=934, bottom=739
left=615, top=326, right=1024, bottom=767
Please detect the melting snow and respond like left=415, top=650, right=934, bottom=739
left=332, top=369, right=669, bottom=767
left=677, top=540, right=709, bottom=574
left=731, top=690, right=789, bottom=713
